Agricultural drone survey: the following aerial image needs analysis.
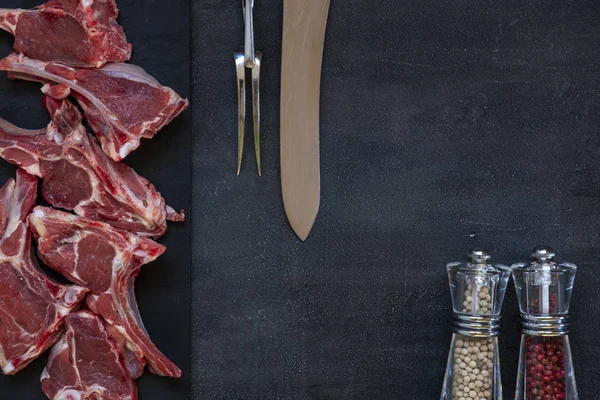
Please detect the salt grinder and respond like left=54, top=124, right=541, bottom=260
left=441, top=250, right=510, bottom=400
left=512, top=246, right=578, bottom=400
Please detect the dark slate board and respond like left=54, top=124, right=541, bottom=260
left=192, top=1, right=600, bottom=399
left=0, top=1, right=191, bottom=399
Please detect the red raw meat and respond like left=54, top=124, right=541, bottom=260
left=0, top=96, right=184, bottom=238
left=29, top=207, right=182, bottom=378
left=0, top=170, right=87, bottom=375
left=0, top=54, right=189, bottom=161
left=0, top=0, right=131, bottom=68
left=41, top=311, right=137, bottom=400
left=106, top=324, right=146, bottom=379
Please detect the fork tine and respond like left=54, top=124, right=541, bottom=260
left=252, top=52, right=262, bottom=176
left=234, top=52, right=246, bottom=175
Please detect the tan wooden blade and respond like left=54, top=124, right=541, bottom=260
left=280, top=0, right=330, bottom=241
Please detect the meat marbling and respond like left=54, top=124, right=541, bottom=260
left=0, top=96, right=183, bottom=238
left=29, top=207, right=182, bottom=378
left=0, top=170, right=87, bottom=375
left=41, top=311, right=138, bottom=400
left=0, top=53, right=189, bottom=161
left=0, top=0, right=131, bottom=68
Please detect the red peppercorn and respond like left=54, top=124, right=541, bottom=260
left=535, top=372, right=543, bottom=380
left=524, top=336, right=566, bottom=399
left=535, top=363, right=544, bottom=372
left=555, top=371, right=564, bottom=380
left=528, top=366, right=537, bottom=375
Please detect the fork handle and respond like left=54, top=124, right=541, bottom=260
left=244, top=0, right=255, bottom=68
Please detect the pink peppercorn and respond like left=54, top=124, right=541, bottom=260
left=524, top=336, right=566, bottom=400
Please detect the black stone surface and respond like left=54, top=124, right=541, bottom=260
left=192, top=1, right=600, bottom=399
left=0, top=0, right=191, bottom=399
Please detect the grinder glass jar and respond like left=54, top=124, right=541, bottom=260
left=512, top=246, right=578, bottom=400
left=440, top=250, right=510, bottom=400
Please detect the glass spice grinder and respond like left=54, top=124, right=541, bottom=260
left=512, top=246, right=578, bottom=400
left=440, top=250, right=511, bottom=400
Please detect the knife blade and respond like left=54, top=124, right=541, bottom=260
left=280, top=0, right=330, bottom=241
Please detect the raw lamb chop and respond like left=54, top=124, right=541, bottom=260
left=0, top=96, right=183, bottom=238
left=41, top=311, right=137, bottom=400
left=29, top=207, right=182, bottom=378
left=0, top=170, right=87, bottom=375
left=0, top=54, right=189, bottom=161
left=0, top=0, right=131, bottom=68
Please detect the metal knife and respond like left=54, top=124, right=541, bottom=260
left=280, top=0, right=330, bottom=241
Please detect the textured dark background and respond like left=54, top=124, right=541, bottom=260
left=0, top=0, right=191, bottom=399
left=1, top=0, right=600, bottom=399
left=192, top=1, right=600, bottom=399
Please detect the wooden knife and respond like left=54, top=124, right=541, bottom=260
left=280, top=0, right=330, bottom=241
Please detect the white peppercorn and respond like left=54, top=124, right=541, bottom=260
left=451, top=285, right=495, bottom=400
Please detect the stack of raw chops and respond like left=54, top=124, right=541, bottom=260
left=0, top=1, right=188, bottom=399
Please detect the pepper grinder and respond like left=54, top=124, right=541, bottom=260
left=512, top=246, right=578, bottom=400
left=441, top=250, right=511, bottom=400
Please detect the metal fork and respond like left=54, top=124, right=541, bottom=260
left=235, top=0, right=262, bottom=176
